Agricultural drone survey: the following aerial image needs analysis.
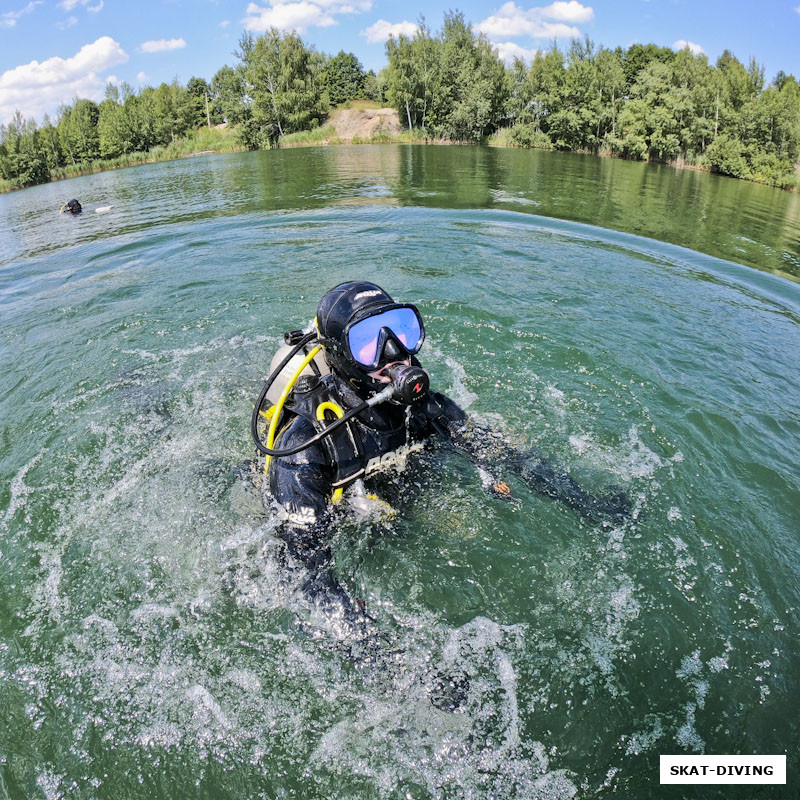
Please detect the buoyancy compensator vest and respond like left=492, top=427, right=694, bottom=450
left=251, top=328, right=431, bottom=486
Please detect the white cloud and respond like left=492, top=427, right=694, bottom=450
left=244, top=2, right=335, bottom=32
left=243, top=0, right=371, bottom=34
left=361, top=18, right=417, bottom=43
left=542, top=0, right=593, bottom=23
left=136, top=71, right=149, bottom=84
left=1, top=1, right=42, bottom=28
left=673, top=39, right=705, bottom=56
left=494, top=41, right=540, bottom=62
left=309, top=0, right=371, bottom=11
left=0, top=36, right=128, bottom=125
left=140, top=37, right=187, bottom=53
left=219, top=19, right=230, bottom=28
left=476, top=1, right=592, bottom=40
left=57, top=14, right=79, bottom=29
left=59, top=0, right=102, bottom=11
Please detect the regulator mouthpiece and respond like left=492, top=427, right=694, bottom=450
left=387, top=364, right=430, bottom=405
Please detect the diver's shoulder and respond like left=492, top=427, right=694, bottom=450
left=276, top=413, right=317, bottom=444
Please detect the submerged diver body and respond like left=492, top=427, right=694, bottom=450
left=252, top=281, right=631, bottom=627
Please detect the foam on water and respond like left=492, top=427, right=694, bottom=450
left=2, top=452, right=42, bottom=528
left=568, top=425, right=664, bottom=482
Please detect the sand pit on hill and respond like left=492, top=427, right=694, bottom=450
left=329, top=108, right=401, bottom=140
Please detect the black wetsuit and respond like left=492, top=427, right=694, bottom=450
left=269, top=373, right=464, bottom=589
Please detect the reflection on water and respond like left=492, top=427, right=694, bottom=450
left=2, top=145, right=799, bottom=281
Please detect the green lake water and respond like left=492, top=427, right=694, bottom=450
left=1, top=145, right=799, bottom=799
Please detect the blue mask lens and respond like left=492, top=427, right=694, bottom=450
left=348, top=307, right=423, bottom=367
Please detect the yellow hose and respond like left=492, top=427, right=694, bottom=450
left=263, top=346, right=322, bottom=475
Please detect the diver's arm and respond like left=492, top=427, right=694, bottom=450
left=269, top=419, right=335, bottom=568
left=426, top=392, right=632, bottom=522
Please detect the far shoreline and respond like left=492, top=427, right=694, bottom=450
left=2, top=127, right=798, bottom=196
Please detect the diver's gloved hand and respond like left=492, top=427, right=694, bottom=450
left=490, top=481, right=511, bottom=499
left=476, top=464, right=519, bottom=505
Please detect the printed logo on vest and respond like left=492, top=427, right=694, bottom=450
left=365, top=441, right=425, bottom=476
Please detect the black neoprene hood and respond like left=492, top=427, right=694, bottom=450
left=316, top=281, right=395, bottom=345
left=316, top=281, right=412, bottom=392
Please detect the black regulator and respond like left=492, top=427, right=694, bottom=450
left=385, top=364, right=430, bottom=405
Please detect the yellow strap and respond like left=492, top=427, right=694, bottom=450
left=316, top=400, right=345, bottom=504
left=264, top=345, right=322, bottom=475
left=261, top=345, right=344, bottom=507
left=252, top=403, right=276, bottom=420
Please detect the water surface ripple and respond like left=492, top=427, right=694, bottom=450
left=0, top=147, right=798, bottom=800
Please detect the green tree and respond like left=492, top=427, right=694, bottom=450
left=98, top=83, right=129, bottom=158
left=148, top=81, right=197, bottom=144
left=0, top=112, right=25, bottom=182
left=593, top=47, right=625, bottom=142
left=0, top=113, right=49, bottom=185
left=384, top=12, right=507, bottom=140
left=38, top=115, right=63, bottom=173
left=187, top=76, right=219, bottom=127
left=716, top=50, right=754, bottom=120
left=411, top=19, right=443, bottom=132
left=385, top=32, right=420, bottom=129
left=622, top=43, right=675, bottom=89
left=611, top=60, right=681, bottom=160
left=238, top=29, right=327, bottom=146
left=212, top=65, right=249, bottom=125
left=532, top=45, right=566, bottom=135
left=18, top=118, right=48, bottom=184
left=57, top=99, right=100, bottom=165
left=363, top=69, right=384, bottom=103
left=550, top=37, right=599, bottom=151
left=507, top=56, right=533, bottom=124
left=324, top=51, right=367, bottom=106
left=434, top=11, right=507, bottom=141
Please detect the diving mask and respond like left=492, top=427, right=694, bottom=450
left=345, top=304, right=425, bottom=370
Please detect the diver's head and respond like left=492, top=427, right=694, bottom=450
left=316, top=281, right=426, bottom=395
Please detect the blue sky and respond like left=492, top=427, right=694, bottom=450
left=1, top=0, right=799, bottom=126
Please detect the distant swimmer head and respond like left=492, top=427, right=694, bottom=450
left=316, top=281, right=427, bottom=397
left=61, top=199, right=82, bottom=214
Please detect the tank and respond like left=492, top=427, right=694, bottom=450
left=265, top=343, right=331, bottom=406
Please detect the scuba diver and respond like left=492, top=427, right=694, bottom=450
left=251, top=281, right=632, bottom=628
left=60, top=199, right=82, bottom=214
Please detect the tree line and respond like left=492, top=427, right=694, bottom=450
left=0, top=37, right=383, bottom=189
left=2, top=11, right=799, bottom=190
left=384, top=13, right=800, bottom=187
